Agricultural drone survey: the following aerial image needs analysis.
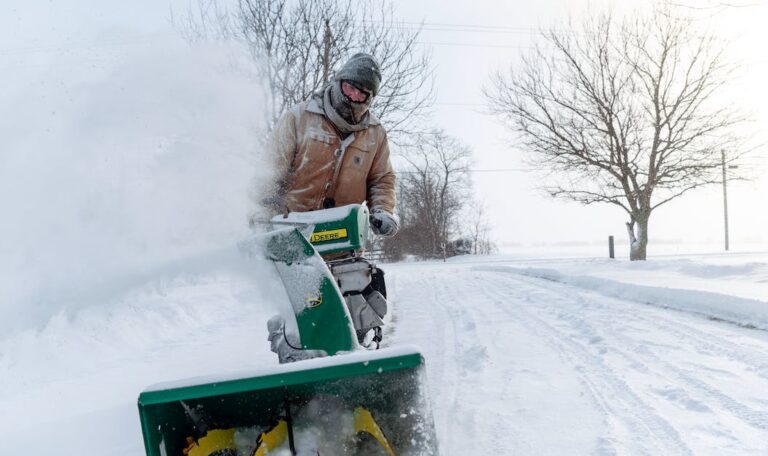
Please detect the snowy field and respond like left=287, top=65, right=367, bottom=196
left=2, top=248, right=768, bottom=454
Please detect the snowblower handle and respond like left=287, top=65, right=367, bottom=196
left=248, top=218, right=313, bottom=228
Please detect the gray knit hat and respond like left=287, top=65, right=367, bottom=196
left=334, top=53, right=382, bottom=96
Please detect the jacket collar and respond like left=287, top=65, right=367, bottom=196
left=305, top=97, right=380, bottom=126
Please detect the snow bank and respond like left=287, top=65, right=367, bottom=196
left=481, top=265, right=768, bottom=330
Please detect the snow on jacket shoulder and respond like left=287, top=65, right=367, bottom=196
left=270, top=98, right=396, bottom=214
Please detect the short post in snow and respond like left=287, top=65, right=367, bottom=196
left=608, top=235, right=615, bottom=259
left=441, top=242, right=446, bottom=262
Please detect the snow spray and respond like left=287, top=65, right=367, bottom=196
left=0, top=37, right=272, bottom=332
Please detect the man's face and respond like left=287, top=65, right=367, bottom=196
left=341, top=80, right=372, bottom=103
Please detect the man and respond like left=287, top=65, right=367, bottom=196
left=265, top=53, right=398, bottom=361
left=266, top=52, right=399, bottom=236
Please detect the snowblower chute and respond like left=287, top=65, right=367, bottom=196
left=137, top=204, right=438, bottom=455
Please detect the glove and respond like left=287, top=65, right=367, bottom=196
left=369, top=210, right=399, bottom=237
left=261, top=195, right=285, bottom=213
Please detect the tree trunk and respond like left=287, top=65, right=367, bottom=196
left=625, top=216, right=649, bottom=261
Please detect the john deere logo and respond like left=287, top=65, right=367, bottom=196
left=307, top=294, right=323, bottom=308
left=310, top=228, right=348, bottom=243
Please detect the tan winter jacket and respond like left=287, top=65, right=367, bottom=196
left=270, top=98, right=396, bottom=214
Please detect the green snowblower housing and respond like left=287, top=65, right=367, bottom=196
left=304, top=203, right=371, bottom=256
left=136, top=204, right=438, bottom=455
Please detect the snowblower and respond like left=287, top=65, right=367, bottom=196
left=137, top=204, right=438, bottom=455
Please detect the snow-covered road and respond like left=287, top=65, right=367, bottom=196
left=2, top=253, right=768, bottom=454
left=388, top=260, right=768, bottom=455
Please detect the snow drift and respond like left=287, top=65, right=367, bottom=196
left=480, top=264, right=768, bottom=330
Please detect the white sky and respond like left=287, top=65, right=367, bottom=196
left=2, top=0, right=767, bottom=254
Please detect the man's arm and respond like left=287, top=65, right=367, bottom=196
left=366, top=131, right=399, bottom=236
left=366, top=131, right=396, bottom=214
left=265, top=109, right=298, bottom=210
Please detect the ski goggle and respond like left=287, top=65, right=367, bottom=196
left=341, top=80, right=372, bottom=103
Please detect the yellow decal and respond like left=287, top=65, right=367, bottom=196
left=307, top=293, right=323, bottom=308
left=310, top=228, right=348, bottom=243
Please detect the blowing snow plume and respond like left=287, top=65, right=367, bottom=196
left=0, top=37, right=272, bottom=333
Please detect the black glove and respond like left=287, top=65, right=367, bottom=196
left=369, top=210, right=399, bottom=237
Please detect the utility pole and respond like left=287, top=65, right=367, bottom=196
left=322, top=19, right=332, bottom=83
left=721, top=149, right=729, bottom=251
left=721, top=149, right=739, bottom=252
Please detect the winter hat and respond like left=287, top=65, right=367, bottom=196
left=334, top=53, right=382, bottom=96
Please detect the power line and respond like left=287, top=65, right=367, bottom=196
left=669, top=1, right=768, bottom=9
left=376, top=18, right=744, bottom=41
left=363, top=20, right=576, bottom=34
left=389, top=25, right=548, bottom=36
left=434, top=102, right=486, bottom=107
left=469, top=168, right=531, bottom=173
left=409, top=26, right=539, bottom=35
left=415, top=41, right=536, bottom=50
left=395, top=168, right=530, bottom=174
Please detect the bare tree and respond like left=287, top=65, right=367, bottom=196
left=177, top=0, right=433, bottom=145
left=486, top=4, right=748, bottom=260
left=389, top=131, right=473, bottom=259
left=464, top=204, right=497, bottom=255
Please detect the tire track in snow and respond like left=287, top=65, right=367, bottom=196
left=555, top=293, right=768, bottom=432
left=429, top=272, right=486, bottom=449
left=505, top=272, right=768, bottom=434
left=616, top=333, right=768, bottom=432
left=480, top=269, right=768, bottom=453
left=474, top=272, right=694, bottom=455
left=425, top=270, right=519, bottom=453
left=625, top=313, right=768, bottom=379
left=399, top=269, right=507, bottom=454
left=389, top=265, right=603, bottom=454
left=424, top=269, right=465, bottom=444
left=387, top=269, right=464, bottom=452
left=499, top=265, right=768, bottom=369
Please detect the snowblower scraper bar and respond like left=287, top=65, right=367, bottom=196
left=139, top=348, right=422, bottom=405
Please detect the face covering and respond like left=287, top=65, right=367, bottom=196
left=327, top=80, right=372, bottom=126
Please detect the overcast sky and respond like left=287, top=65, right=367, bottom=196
left=2, top=0, right=767, bottom=255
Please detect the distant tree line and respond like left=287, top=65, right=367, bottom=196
left=375, top=131, right=496, bottom=262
